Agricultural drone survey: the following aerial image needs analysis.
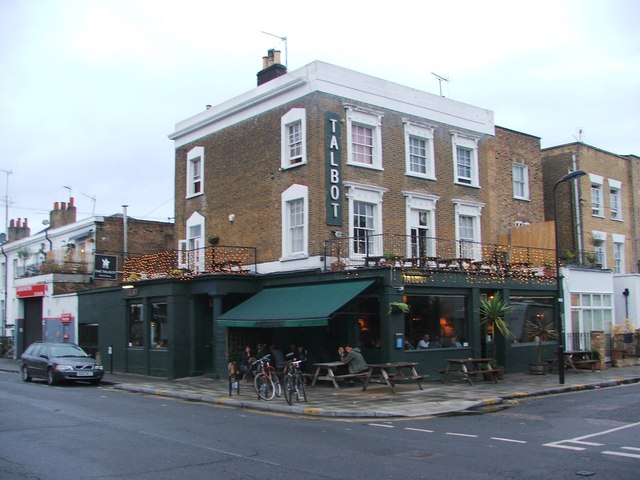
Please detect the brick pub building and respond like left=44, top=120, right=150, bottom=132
left=94, top=51, right=559, bottom=379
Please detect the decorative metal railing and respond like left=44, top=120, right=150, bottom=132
left=123, top=245, right=257, bottom=281
left=323, top=233, right=557, bottom=282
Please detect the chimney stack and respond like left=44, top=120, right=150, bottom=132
left=257, top=49, right=287, bottom=86
left=49, top=197, right=77, bottom=229
left=7, top=217, right=30, bottom=242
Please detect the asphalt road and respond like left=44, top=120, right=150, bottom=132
left=1, top=371, right=638, bottom=479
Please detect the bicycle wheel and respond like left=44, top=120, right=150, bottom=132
left=272, top=373, right=282, bottom=397
left=284, top=375, right=294, bottom=405
left=254, top=373, right=275, bottom=400
left=295, top=373, right=307, bottom=402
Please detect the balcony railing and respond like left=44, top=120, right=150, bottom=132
left=123, top=245, right=257, bottom=281
left=323, top=233, right=557, bottom=280
left=16, top=260, right=90, bottom=278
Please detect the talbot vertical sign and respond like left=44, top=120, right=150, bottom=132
left=325, top=112, right=342, bottom=226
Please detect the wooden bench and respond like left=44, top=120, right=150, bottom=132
left=571, top=359, right=598, bottom=372
left=333, top=372, right=370, bottom=382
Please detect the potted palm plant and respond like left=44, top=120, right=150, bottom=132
left=479, top=293, right=512, bottom=365
left=524, top=316, right=557, bottom=374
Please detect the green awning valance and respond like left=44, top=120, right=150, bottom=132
left=217, top=279, right=375, bottom=328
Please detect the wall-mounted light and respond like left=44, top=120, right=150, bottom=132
left=228, top=214, right=236, bottom=223
left=332, top=230, right=343, bottom=238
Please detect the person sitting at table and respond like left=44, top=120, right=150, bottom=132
left=335, top=346, right=349, bottom=375
left=417, top=334, right=431, bottom=349
left=269, top=344, right=286, bottom=371
left=343, top=345, right=368, bottom=375
left=450, top=336, right=463, bottom=348
left=292, top=344, right=309, bottom=372
left=239, top=345, right=255, bottom=382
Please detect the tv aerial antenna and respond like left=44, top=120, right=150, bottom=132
left=82, top=193, right=97, bottom=216
left=261, top=30, right=288, bottom=68
left=431, top=72, right=449, bottom=97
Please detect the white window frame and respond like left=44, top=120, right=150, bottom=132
left=608, top=179, right=622, bottom=221
left=570, top=293, right=612, bottom=340
left=451, top=132, right=479, bottom=187
left=592, top=230, right=606, bottom=268
left=404, top=122, right=435, bottom=179
left=178, top=212, right=205, bottom=271
left=186, top=146, right=204, bottom=198
left=345, top=182, right=387, bottom=258
left=512, top=162, right=530, bottom=200
left=280, top=108, right=307, bottom=169
left=345, top=107, right=383, bottom=170
left=589, top=173, right=604, bottom=217
left=453, top=199, right=484, bottom=261
left=404, top=192, right=440, bottom=259
left=612, top=233, right=625, bottom=274
left=280, top=184, right=308, bottom=260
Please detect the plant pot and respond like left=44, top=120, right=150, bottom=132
left=529, top=363, right=547, bottom=375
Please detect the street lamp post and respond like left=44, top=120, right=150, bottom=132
left=553, top=169, right=587, bottom=385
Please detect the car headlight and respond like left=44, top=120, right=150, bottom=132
left=55, top=364, right=74, bottom=372
left=94, top=365, right=104, bottom=371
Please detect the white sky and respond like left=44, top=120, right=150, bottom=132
left=1, top=0, right=638, bottom=234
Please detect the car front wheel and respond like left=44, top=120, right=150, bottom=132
left=21, top=366, right=32, bottom=382
left=46, top=368, right=57, bottom=386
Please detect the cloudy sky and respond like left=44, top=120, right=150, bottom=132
left=1, top=0, right=638, bottom=234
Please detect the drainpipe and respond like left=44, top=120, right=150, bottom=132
left=122, top=205, right=129, bottom=260
left=572, top=151, right=584, bottom=262
left=1, top=243, right=6, bottom=338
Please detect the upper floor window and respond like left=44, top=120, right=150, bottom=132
left=281, top=184, right=308, bottom=260
left=346, top=107, right=383, bottom=170
left=613, top=234, right=625, bottom=274
left=512, top=163, right=530, bottom=200
left=592, top=231, right=606, bottom=268
left=589, top=173, right=604, bottom=217
left=280, top=108, right=307, bottom=169
left=178, top=211, right=205, bottom=271
left=404, top=122, right=435, bottom=179
left=609, top=179, right=622, bottom=220
left=404, top=192, right=439, bottom=259
left=453, top=200, right=484, bottom=260
left=451, top=133, right=479, bottom=187
left=186, top=146, right=204, bottom=198
left=345, top=182, right=387, bottom=257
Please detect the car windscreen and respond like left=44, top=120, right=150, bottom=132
left=49, top=345, right=88, bottom=358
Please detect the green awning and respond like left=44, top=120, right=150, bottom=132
left=217, top=279, right=375, bottom=328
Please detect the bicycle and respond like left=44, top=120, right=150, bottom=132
left=252, top=354, right=282, bottom=400
left=283, top=356, right=307, bottom=405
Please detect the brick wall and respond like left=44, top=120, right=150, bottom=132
left=543, top=143, right=637, bottom=273
left=174, top=93, right=548, bottom=264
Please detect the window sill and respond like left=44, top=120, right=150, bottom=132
left=346, top=161, right=383, bottom=171
left=406, top=172, right=436, bottom=181
left=186, top=192, right=204, bottom=200
left=280, top=253, right=309, bottom=262
left=454, top=181, right=480, bottom=189
left=281, top=160, right=307, bottom=170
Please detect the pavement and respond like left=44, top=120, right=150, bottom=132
left=3, top=357, right=640, bottom=418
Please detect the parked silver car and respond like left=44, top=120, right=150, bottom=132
left=21, top=342, right=104, bottom=386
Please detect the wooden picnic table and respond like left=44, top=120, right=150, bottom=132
left=310, top=361, right=367, bottom=389
left=362, top=362, right=424, bottom=394
left=547, top=350, right=597, bottom=373
left=440, top=358, right=501, bottom=385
